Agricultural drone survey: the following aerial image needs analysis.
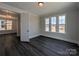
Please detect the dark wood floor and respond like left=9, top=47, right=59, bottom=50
left=0, top=34, right=79, bottom=56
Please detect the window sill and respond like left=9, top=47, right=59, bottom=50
left=45, top=31, right=66, bottom=34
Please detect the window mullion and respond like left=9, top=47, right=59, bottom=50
left=5, top=19, right=7, bottom=30
left=56, top=16, right=59, bottom=32
left=49, top=17, right=51, bottom=32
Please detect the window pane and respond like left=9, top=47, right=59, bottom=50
left=6, top=20, right=12, bottom=30
left=45, top=18, right=49, bottom=31
left=51, top=17, right=56, bottom=32
left=0, top=20, right=5, bottom=30
left=59, top=16, right=65, bottom=33
left=7, top=25, right=12, bottom=30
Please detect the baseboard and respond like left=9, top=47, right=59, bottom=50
left=40, top=34, right=78, bottom=45
left=29, top=34, right=41, bottom=39
left=21, top=41, right=30, bottom=43
left=20, top=34, right=78, bottom=46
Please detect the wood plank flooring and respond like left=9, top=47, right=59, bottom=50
left=0, top=34, right=79, bottom=56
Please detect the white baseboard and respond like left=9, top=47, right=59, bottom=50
left=29, top=34, right=41, bottom=39
left=23, top=33, right=78, bottom=45
left=40, top=34, right=78, bottom=44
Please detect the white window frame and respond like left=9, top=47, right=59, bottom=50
left=57, top=15, right=66, bottom=33
left=45, top=17, right=50, bottom=32
left=45, top=14, right=66, bottom=34
left=50, top=16, right=57, bottom=32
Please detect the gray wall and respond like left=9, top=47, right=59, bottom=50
left=40, top=10, right=78, bottom=44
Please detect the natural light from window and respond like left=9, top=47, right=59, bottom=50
left=45, top=18, right=49, bottom=32
left=59, top=16, right=65, bottom=33
left=45, top=15, right=66, bottom=33
left=51, top=17, right=56, bottom=32
left=0, top=19, right=12, bottom=31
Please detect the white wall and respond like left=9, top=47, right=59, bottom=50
left=20, top=12, right=40, bottom=41
left=29, top=13, right=40, bottom=38
left=40, top=10, right=78, bottom=44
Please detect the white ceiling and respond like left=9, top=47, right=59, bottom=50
left=4, top=2, right=77, bottom=16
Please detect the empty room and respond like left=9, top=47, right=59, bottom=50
left=0, top=2, right=79, bottom=56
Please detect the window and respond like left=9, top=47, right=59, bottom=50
left=0, top=20, right=5, bottom=30
left=45, top=18, right=49, bottom=31
left=51, top=17, right=56, bottom=32
left=59, top=16, right=65, bottom=33
left=6, top=20, right=12, bottom=30
left=45, top=15, right=66, bottom=33
left=0, top=19, right=12, bottom=31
